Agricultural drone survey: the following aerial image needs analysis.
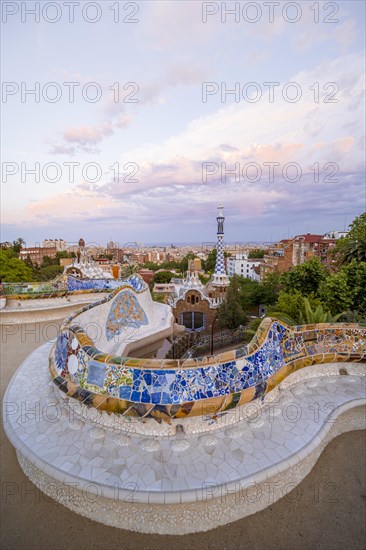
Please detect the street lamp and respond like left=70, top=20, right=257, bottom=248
left=211, top=314, right=218, bottom=356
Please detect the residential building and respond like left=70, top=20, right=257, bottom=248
left=292, top=234, right=337, bottom=266
left=19, top=247, right=57, bottom=264
left=138, top=269, right=154, bottom=284
left=260, top=233, right=337, bottom=279
left=42, top=238, right=66, bottom=251
left=323, top=230, right=348, bottom=240
left=227, top=253, right=261, bottom=281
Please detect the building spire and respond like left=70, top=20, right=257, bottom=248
left=212, top=204, right=230, bottom=288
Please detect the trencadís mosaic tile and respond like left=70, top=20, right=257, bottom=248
left=49, top=284, right=366, bottom=420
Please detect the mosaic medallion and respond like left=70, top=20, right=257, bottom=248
left=106, top=291, right=148, bottom=341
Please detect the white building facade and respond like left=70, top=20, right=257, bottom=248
left=42, top=238, right=67, bottom=251
left=227, top=253, right=261, bottom=281
left=323, top=230, right=348, bottom=240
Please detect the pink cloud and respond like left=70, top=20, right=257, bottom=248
left=63, top=122, right=114, bottom=146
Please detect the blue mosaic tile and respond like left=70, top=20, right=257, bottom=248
left=67, top=274, right=147, bottom=293
left=54, top=331, right=69, bottom=373
left=52, top=310, right=366, bottom=416
left=119, top=386, right=132, bottom=399
left=87, top=360, right=107, bottom=387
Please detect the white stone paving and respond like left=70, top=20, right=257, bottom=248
left=3, top=342, right=366, bottom=506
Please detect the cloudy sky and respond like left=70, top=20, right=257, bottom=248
left=1, top=0, right=365, bottom=246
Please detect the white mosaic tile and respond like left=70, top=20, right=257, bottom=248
left=2, top=341, right=366, bottom=534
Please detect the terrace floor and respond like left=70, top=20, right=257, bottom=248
left=1, top=321, right=365, bottom=550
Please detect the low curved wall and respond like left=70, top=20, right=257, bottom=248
left=0, top=274, right=149, bottom=325
left=49, top=303, right=366, bottom=419
left=2, top=273, right=136, bottom=299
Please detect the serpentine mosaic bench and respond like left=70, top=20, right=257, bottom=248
left=50, top=283, right=366, bottom=421
left=3, top=278, right=366, bottom=534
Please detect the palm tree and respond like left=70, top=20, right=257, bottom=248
left=270, top=298, right=343, bottom=325
left=341, top=310, right=366, bottom=324
left=340, top=235, right=366, bottom=265
left=120, top=263, right=138, bottom=278
left=12, top=237, right=26, bottom=253
left=299, top=298, right=344, bottom=324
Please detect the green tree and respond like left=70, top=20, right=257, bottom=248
left=41, top=255, right=56, bottom=267
left=160, top=260, right=181, bottom=271
left=120, top=264, right=138, bottom=278
left=248, top=249, right=265, bottom=259
left=39, top=265, right=64, bottom=281
left=347, top=212, right=366, bottom=238
left=335, top=212, right=366, bottom=265
left=340, top=260, right=366, bottom=314
left=319, top=259, right=366, bottom=315
left=217, top=275, right=246, bottom=330
left=269, top=292, right=343, bottom=325
left=12, top=237, right=25, bottom=253
left=281, top=257, right=328, bottom=296
left=152, top=271, right=175, bottom=284
left=269, top=291, right=305, bottom=324
left=236, top=277, right=260, bottom=309
left=319, top=270, right=352, bottom=314
left=141, top=261, right=160, bottom=271
left=198, top=273, right=210, bottom=285
left=55, top=251, right=70, bottom=260
left=0, top=249, right=34, bottom=282
left=339, top=236, right=366, bottom=265
left=257, top=272, right=281, bottom=305
left=202, top=249, right=217, bottom=273
left=180, top=253, right=197, bottom=273
left=24, top=254, right=34, bottom=270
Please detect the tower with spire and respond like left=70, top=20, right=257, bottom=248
left=211, top=204, right=230, bottom=288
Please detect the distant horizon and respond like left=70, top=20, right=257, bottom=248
left=4, top=230, right=353, bottom=251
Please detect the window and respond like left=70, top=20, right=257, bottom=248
left=181, top=312, right=205, bottom=331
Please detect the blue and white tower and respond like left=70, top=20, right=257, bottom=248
left=212, top=204, right=230, bottom=288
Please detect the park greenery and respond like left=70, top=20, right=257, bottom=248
left=217, top=213, right=366, bottom=330
left=0, top=244, right=72, bottom=282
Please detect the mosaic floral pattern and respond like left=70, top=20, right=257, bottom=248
left=106, top=291, right=148, bottom=341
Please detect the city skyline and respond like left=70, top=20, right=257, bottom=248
left=2, top=1, right=365, bottom=243
left=3, top=216, right=353, bottom=249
